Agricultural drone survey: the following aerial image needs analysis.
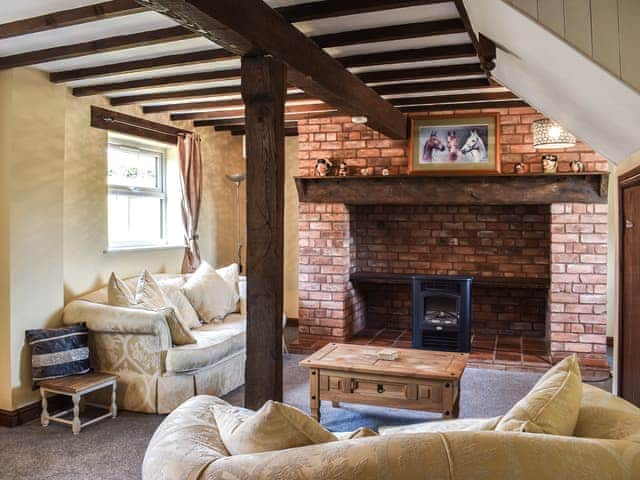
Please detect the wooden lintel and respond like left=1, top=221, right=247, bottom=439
left=134, top=0, right=407, bottom=139
left=242, top=55, right=285, bottom=409
left=295, top=174, right=609, bottom=206
left=90, top=105, right=189, bottom=144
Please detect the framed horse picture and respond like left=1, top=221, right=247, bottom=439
left=408, top=113, right=500, bottom=174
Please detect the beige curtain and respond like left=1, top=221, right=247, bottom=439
left=178, top=133, right=203, bottom=273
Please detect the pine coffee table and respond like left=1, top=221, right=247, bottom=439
left=300, top=343, right=468, bottom=421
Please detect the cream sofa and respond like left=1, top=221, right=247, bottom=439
left=62, top=274, right=247, bottom=414
left=142, top=384, right=640, bottom=479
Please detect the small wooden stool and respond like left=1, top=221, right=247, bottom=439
left=39, top=372, right=117, bottom=435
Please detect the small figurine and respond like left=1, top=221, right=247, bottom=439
left=382, top=167, right=390, bottom=176
left=338, top=162, right=348, bottom=177
left=514, top=162, right=529, bottom=174
left=570, top=160, right=584, bottom=173
left=315, top=158, right=333, bottom=177
left=360, top=167, right=372, bottom=176
left=542, top=154, right=558, bottom=174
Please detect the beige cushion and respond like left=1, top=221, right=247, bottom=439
left=380, top=416, right=502, bottom=435
left=216, top=263, right=241, bottom=312
left=575, top=384, right=640, bottom=442
left=182, top=261, right=239, bottom=323
left=107, top=272, right=135, bottom=307
left=164, top=314, right=246, bottom=373
left=214, top=401, right=337, bottom=455
left=496, top=355, right=582, bottom=435
left=334, top=427, right=379, bottom=440
left=158, top=277, right=201, bottom=329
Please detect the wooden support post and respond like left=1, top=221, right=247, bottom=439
left=242, top=55, right=286, bottom=410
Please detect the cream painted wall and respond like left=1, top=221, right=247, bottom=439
left=0, top=68, right=244, bottom=410
left=284, top=137, right=299, bottom=319
left=507, top=0, right=640, bottom=92
left=607, top=148, right=640, bottom=393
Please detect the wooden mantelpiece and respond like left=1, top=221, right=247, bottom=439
left=295, top=173, right=608, bottom=205
left=350, top=272, right=550, bottom=290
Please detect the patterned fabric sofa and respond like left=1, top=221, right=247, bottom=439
left=142, top=384, right=640, bottom=479
left=62, top=274, right=247, bottom=414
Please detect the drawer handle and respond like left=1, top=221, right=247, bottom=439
left=377, top=384, right=385, bottom=394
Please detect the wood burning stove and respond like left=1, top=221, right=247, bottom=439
left=412, top=276, right=472, bottom=352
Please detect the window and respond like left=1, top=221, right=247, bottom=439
left=107, top=135, right=182, bottom=249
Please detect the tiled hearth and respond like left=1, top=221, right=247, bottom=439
left=289, top=330, right=609, bottom=376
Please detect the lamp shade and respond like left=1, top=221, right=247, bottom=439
left=533, top=119, right=576, bottom=149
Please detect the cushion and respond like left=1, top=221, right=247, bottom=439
left=25, top=324, right=90, bottom=386
left=334, top=427, right=379, bottom=440
left=158, top=277, right=201, bottom=329
left=214, top=401, right=337, bottom=455
left=216, top=263, right=240, bottom=312
left=182, top=261, right=239, bottom=323
left=380, top=416, right=502, bottom=435
left=496, top=354, right=582, bottom=435
left=164, top=314, right=246, bottom=373
left=107, top=272, right=135, bottom=307
left=575, top=384, right=640, bottom=442
left=135, top=270, right=196, bottom=346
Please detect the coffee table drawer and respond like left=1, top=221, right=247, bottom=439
left=320, top=374, right=418, bottom=401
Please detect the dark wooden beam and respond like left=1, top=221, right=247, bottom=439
left=110, top=84, right=241, bottom=106
left=215, top=122, right=297, bottom=132
left=0, top=0, right=143, bottom=40
left=313, top=18, right=466, bottom=48
left=50, top=49, right=234, bottom=83
left=231, top=127, right=299, bottom=137
left=278, top=0, right=449, bottom=22
left=242, top=55, right=285, bottom=409
left=295, top=174, right=609, bottom=205
left=170, top=102, right=332, bottom=121
left=389, top=91, right=518, bottom=106
left=142, top=92, right=311, bottom=113
left=373, top=78, right=490, bottom=95
left=73, top=68, right=241, bottom=97
left=90, top=105, right=190, bottom=144
left=358, top=63, right=483, bottom=84
left=398, top=100, right=527, bottom=112
left=339, top=44, right=476, bottom=68
left=0, top=26, right=195, bottom=70
left=135, top=0, right=407, bottom=138
left=193, top=110, right=338, bottom=127
left=478, top=33, right=497, bottom=75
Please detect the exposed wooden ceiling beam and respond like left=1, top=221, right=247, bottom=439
left=49, top=49, right=233, bottom=83
left=277, top=0, right=449, bottom=23
left=135, top=0, right=407, bottom=139
left=109, top=83, right=241, bottom=106
left=0, top=26, right=195, bottom=70
left=215, top=121, right=298, bottom=132
left=312, top=18, right=466, bottom=48
left=170, top=102, right=334, bottom=121
left=0, top=0, right=143, bottom=40
left=339, top=44, right=476, bottom=68
left=193, top=110, right=340, bottom=128
left=142, top=92, right=312, bottom=113
left=452, top=0, right=495, bottom=77
left=399, top=100, right=528, bottom=112
left=373, top=77, right=491, bottom=95
left=358, top=63, right=482, bottom=83
left=72, top=68, right=241, bottom=97
left=389, top=91, right=518, bottom=106
left=230, top=127, right=298, bottom=137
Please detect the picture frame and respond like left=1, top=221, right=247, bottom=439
left=408, top=113, right=501, bottom=174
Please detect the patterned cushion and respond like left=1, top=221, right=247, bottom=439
left=25, top=324, right=90, bottom=386
left=182, top=261, right=239, bottom=323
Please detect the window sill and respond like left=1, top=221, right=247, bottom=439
left=104, top=244, right=186, bottom=254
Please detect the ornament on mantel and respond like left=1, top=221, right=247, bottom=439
left=315, top=158, right=333, bottom=177
left=360, top=167, right=373, bottom=176
left=338, top=162, right=348, bottom=177
left=382, top=167, right=390, bottom=176
left=514, top=162, right=529, bottom=174
left=570, top=160, right=584, bottom=173
left=542, top=155, right=558, bottom=174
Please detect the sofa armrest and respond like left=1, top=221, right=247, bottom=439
left=63, top=300, right=171, bottom=344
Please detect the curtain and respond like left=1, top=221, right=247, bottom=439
left=178, top=133, right=203, bottom=273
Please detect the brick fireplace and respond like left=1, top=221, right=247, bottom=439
left=295, top=107, right=609, bottom=370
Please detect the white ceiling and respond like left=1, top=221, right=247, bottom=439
left=464, top=0, right=640, bottom=164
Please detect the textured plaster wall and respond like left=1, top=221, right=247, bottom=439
left=284, top=136, right=299, bottom=319
left=0, top=68, right=244, bottom=410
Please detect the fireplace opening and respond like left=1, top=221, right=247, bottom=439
left=412, top=276, right=472, bottom=352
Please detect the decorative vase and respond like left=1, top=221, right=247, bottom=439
left=542, top=155, right=558, bottom=174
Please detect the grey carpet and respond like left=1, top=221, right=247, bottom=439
left=0, top=354, right=607, bottom=480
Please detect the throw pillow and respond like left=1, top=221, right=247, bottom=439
left=182, top=261, right=239, bottom=323
left=158, top=277, right=201, bottom=330
left=135, top=270, right=196, bottom=346
left=107, top=272, right=135, bottom=307
left=496, top=354, right=583, bottom=435
left=216, top=263, right=240, bottom=311
left=214, top=401, right=337, bottom=455
left=26, top=324, right=90, bottom=387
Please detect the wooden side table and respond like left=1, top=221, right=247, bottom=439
left=39, top=372, right=117, bottom=435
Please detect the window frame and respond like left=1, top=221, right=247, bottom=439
left=107, top=138, right=169, bottom=250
